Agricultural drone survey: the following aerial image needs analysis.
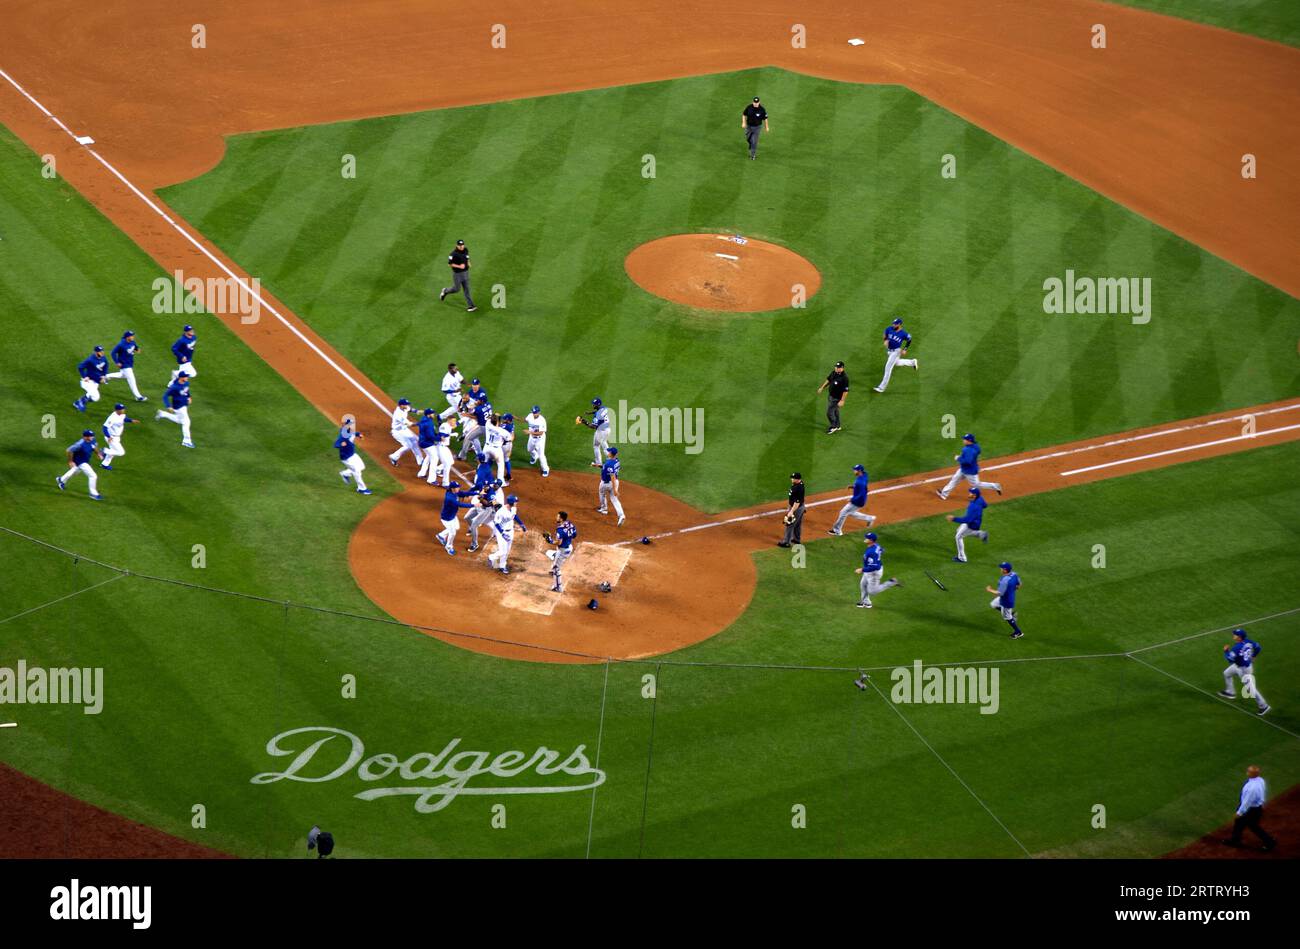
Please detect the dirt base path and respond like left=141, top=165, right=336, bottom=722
left=353, top=399, right=1300, bottom=662
left=1164, top=786, right=1298, bottom=860
left=0, top=763, right=229, bottom=858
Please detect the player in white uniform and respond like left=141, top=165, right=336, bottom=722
left=482, top=415, right=509, bottom=482
left=579, top=397, right=612, bottom=466
left=387, top=398, right=423, bottom=468
left=487, top=494, right=527, bottom=574
left=99, top=404, right=139, bottom=470
left=439, top=363, right=464, bottom=418
left=525, top=405, right=550, bottom=477
left=433, top=416, right=457, bottom=487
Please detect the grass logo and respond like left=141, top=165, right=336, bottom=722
left=251, top=726, right=606, bottom=813
left=891, top=660, right=1000, bottom=715
left=0, top=660, right=103, bottom=715
left=1042, top=269, right=1152, bottom=324
left=610, top=400, right=704, bottom=455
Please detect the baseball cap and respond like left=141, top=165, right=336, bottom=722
left=183, top=324, right=194, bottom=331
left=864, top=532, right=878, bottom=541
left=176, top=371, right=190, bottom=378
left=506, top=494, right=518, bottom=504
left=592, top=397, right=602, bottom=406
left=532, top=404, right=541, bottom=413
left=834, top=361, right=845, bottom=368
left=82, top=429, right=94, bottom=437
left=853, top=464, right=865, bottom=473
left=398, top=398, right=411, bottom=406
left=93, top=345, right=104, bottom=352
left=999, top=561, right=1013, bottom=571
left=791, top=471, right=802, bottom=479
left=471, top=378, right=480, bottom=385
left=891, top=317, right=903, bottom=325
left=1232, top=628, right=1247, bottom=638
left=608, top=446, right=619, bottom=455
left=752, top=96, right=761, bottom=102
left=963, top=432, right=975, bottom=441
left=502, top=413, right=513, bottom=421
left=476, top=452, right=487, bottom=462
left=969, top=487, right=981, bottom=496
left=113, top=403, right=125, bottom=410
left=122, top=329, right=135, bottom=337
left=422, top=407, right=435, bottom=416
left=456, top=239, right=465, bottom=246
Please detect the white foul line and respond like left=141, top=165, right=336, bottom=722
left=0, top=65, right=391, bottom=419
left=1060, top=423, right=1300, bottom=477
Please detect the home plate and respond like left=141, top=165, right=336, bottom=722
left=500, top=535, right=633, bottom=615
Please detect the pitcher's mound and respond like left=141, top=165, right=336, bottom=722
left=625, top=233, right=821, bottom=312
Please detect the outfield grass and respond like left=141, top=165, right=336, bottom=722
left=1107, top=0, right=1300, bottom=47
left=4, top=97, right=1298, bottom=859
left=159, top=69, right=1300, bottom=513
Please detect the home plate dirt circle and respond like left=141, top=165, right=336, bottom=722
left=625, top=233, right=822, bottom=312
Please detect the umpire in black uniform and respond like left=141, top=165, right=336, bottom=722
left=777, top=472, right=805, bottom=547
left=817, top=361, right=849, bottom=434
left=438, top=239, right=477, bottom=312
left=741, top=96, right=770, bottom=160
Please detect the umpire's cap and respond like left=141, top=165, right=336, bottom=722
left=752, top=96, right=761, bottom=102
left=456, top=239, right=466, bottom=246
left=790, top=471, right=802, bottom=479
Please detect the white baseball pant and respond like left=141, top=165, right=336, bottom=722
left=58, top=462, right=99, bottom=496
left=939, top=469, right=1001, bottom=499
left=875, top=349, right=916, bottom=391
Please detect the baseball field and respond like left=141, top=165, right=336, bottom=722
left=1, top=0, right=1298, bottom=869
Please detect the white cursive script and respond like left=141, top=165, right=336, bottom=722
left=250, top=726, right=606, bottom=813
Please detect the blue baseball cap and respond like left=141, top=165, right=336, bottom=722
left=176, top=371, right=190, bottom=378
left=502, top=413, right=513, bottom=421
left=476, top=452, right=487, bottom=462
left=592, top=397, right=602, bottom=407
left=506, top=494, right=518, bottom=504
left=891, top=317, right=903, bottom=325
left=969, top=487, right=981, bottom=496
left=532, top=404, right=541, bottom=413
left=81, top=429, right=95, bottom=437
left=397, top=398, right=410, bottom=406
left=852, top=464, right=865, bottom=473
left=963, top=432, right=975, bottom=441
left=122, top=329, right=135, bottom=337
left=1232, top=628, right=1247, bottom=638
left=422, top=407, right=435, bottom=416
left=471, top=378, right=481, bottom=385
left=113, top=403, right=125, bottom=410
left=864, top=532, right=878, bottom=541
left=608, top=446, right=618, bottom=455
left=999, top=561, right=1013, bottom=571
left=183, top=324, right=194, bottom=332
left=93, top=345, right=104, bottom=352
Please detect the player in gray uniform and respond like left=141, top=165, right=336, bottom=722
left=437, top=240, right=477, bottom=312
left=466, top=479, right=504, bottom=552
left=578, top=397, right=612, bottom=466
left=544, top=512, right=579, bottom=593
left=596, top=447, right=626, bottom=526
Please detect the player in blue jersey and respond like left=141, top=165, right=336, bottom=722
left=854, top=532, right=900, bottom=608
left=155, top=371, right=195, bottom=447
left=544, top=512, right=579, bottom=593
left=596, top=446, right=626, bottom=526
left=435, top=484, right=477, bottom=556
left=55, top=430, right=104, bottom=500
left=1217, top=629, right=1270, bottom=715
left=334, top=425, right=371, bottom=495
left=986, top=562, right=1024, bottom=638
left=873, top=317, right=918, bottom=393
left=828, top=464, right=877, bottom=535
left=946, top=487, right=990, bottom=562
left=168, top=324, right=198, bottom=383
left=72, top=345, right=110, bottom=412
left=937, top=433, right=1002, bottom=500
left=105, top=329, right=147, bottom=401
